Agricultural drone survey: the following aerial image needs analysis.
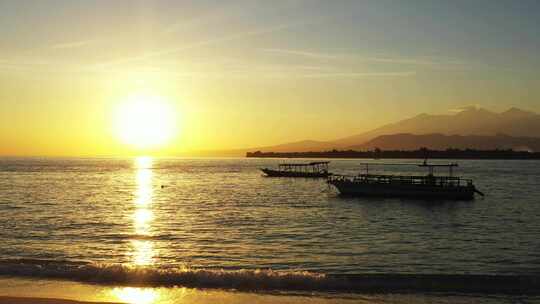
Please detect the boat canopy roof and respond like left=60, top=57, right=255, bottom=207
left=358, top=162, right=458, bottom=167
left=418, top=163, right=458, bottom=167
left=279, top=161, right=330, bottom=167
left=359, top=161, right=459, bottom=177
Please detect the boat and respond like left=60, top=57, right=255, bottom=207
left=261, top=161, right=331, bottom=178
left=328, top=161, right=484, bottom=200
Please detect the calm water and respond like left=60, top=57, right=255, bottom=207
left=0, top=157, right=539, bottom=300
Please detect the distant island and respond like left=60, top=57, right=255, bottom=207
left=249, top=107, right=540, bottom=154
left=246, top=148, right=540, bottom=160
left=194, top=107, right=540, bottom=157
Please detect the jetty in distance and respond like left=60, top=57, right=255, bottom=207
left=246, top=148, right=540, bottom=160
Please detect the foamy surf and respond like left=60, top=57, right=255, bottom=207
left=0, top=259, right=539, bottom=294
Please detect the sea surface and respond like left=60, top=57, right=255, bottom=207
left=0, top=157, right=539, bottom=303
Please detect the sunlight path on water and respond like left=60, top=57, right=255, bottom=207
left=131, top=157, right=155, bottom=266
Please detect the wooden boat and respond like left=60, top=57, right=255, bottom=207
left=328, top=161, right=484, bottom=200
left=261, top=161, right=331, bottom=178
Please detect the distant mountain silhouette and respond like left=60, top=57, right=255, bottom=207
left=245, top=107, right=540, bottom=153
left=248, top=139, right=337, bottom=152
left=351, top=133, right=540, bottom=151
left=192, top=107, right=540, bottom=156
left=190, top=140, right=336, bottom=156
left=331, top=106, right=540, bottom=148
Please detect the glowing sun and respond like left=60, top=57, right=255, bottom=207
left=114, top=93, right=176, bottom=149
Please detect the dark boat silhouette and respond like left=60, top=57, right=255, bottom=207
left=261, top=161, right=331, bottom=178
left=328, top=161, right=484, bottom=200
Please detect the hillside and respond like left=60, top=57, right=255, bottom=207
left=351, top=133, right=540, bottom=151
left=247, top=107, right=540, bottom=153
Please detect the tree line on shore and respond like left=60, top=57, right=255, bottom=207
left=246, top=148, right=540, bottom=159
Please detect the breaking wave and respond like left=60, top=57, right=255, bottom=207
left=0, top=258, right=539, bottom=294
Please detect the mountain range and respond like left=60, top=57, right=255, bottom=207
left=354, top=133, right=540, bottom=152
left=200, top=107, right=540, bottom=155
left=331, top=106, right=540, bottom=148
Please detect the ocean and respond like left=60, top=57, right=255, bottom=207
left=0, top=157, right=539, bottom=303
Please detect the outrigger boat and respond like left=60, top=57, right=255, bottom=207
left=328, top=161, right=484, bottom=200
left=261, top=161, right=331, bottom=178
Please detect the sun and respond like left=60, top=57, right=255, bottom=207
left=114, top=93, right=176, bottom=149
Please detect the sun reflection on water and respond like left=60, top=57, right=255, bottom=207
left=135, top=169, right=153, bottom=207
left=136, top=156, right=153, bottom=169
left=134, top=208, right=154, bottom=235
left=131, top=239, right=155, bottom=266
left=131, top=156, right=156, bottom=267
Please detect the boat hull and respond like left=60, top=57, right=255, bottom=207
left=261, top=168, right=330, bottom=178
left=329, top=180, right=475, bottom=200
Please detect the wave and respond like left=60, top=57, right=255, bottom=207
left=0, top=259, right=539, bottom=294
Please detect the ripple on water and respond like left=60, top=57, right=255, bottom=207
left=0, top=158, right=539, bottom=276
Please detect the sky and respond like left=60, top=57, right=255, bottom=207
left=1, top=0, right=539, bottom=156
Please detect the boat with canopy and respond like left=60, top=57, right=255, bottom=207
left=261, top=161, right=331, bottom=178
left=328, top=161, right=484, bottom=200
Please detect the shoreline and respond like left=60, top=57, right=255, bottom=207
left=1, top=276, right=539, bottom=304
left=0, top=297, right=122, bottom=304
left=246, top=149, right=540, bottom=160
left=2, top=271, right=540, bottom=295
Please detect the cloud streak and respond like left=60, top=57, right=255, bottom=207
left=163, top=66, right=416, bottom=80
left=0, top=57, right=51, bottom=71
left=91, top=22, right=307, bottom=70
left=295, top=71, right=416, bottom=78
left=50, top=39, right=96, bottom=50
left=262, top=48, right=342, bottom=60
left=361, top=55, right=470, bottom=70
left=259, top=48, right=471, bottom=72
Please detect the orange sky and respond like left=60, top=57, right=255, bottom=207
left=1, top=1, right=539, bottom=156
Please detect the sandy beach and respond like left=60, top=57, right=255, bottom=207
left=0, top=297, right=122, bottom=304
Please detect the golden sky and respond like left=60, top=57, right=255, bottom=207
left=1, top=1, right=539, bottom=156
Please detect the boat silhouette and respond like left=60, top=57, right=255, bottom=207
left=328, top=161, right=484, bottom=200
left=261, top=161, right=331, bottom=178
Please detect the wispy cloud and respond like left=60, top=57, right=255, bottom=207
left=241, top=63, right=415, bottom=78
left=260, top=47, right=468, bottom=67
left=0, top=56, right=94, bottom=73
left=262, top=48, right=342, bottom=60
left=91, top=22, right=306, bottom=70
left=163, top=2, right=250, bottom=35
left=363, top=56, right=457, bottom=65
left=0, top=57, right=50, bottom=71
left=295, top=71, right=416, bottom=78
left=163, top=65, right=416, bottom=80
left=50, top=39, right=96, bottom=50
left=361, top=55, right=469, bottom=70
left=448, top=105, right=482, bottom=113
left=260, top=48, right=471, bottom=72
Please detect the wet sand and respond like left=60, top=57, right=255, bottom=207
left=2, top=276, right=539, bottom=304
left=0, top=297, right=122, bottom=304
